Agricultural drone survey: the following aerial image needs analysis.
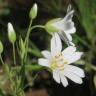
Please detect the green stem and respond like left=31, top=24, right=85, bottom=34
left=13, top=43, right=16, bottom=65
left=24, top=21, right=45, bottom=62
left=12, top=43, right=18, bottom=95
left=25, top=19, right=33, bottom=44
left=30, top=25, right=45, bottom=31
left=23, top=73, right=38, bottom=90
left=0, top=54, right=4, bottom=65
left=24, top=19, right=33, bottom=62
left=12, top=65, right=43, bottom=72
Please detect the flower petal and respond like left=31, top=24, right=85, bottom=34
left=60, top=74, right=68, bottom=87
left=64, top=10, right=74, bottom=22
left=64, top=70, right=83, bottom=84
left=53, top=70, right=60, bottom=83
left=69, top=41, right=75, bottom=46
left=63, top=20, right=76, bottom=33
left=64, top=27, right=76, bottom=34
left=64, top=65, right=85, bottom=78
left=58, top=31, right=69, bottom=45
left=51, top=33, right=62, bottom=56
left=58, top=31, right=75, bottom=46
left=41, top=50, right=52, bottom=60
left=38, top=58, right=50, bottom=67
left=65, top=33, right=72, bottom=41
left=52, top=18, right=64, bottom=31
left=68, top=52, right=83, bottom=63
left=62, top=46, right=76, bottom=58
left=63, top=10, right=76, bottom=33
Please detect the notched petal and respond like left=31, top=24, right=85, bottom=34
left=41, top=50, right=52, bottom=60
left=38, top=58, right=50, bottom=67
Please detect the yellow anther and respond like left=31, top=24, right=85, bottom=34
left=51, top=53, right=68, bottom=71
left=51, top=63, right=57, bottom=70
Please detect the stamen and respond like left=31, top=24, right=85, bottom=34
left=51, top=53, right=68, bottom=70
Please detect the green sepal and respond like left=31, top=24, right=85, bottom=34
left=45, top=18, right=61, bottom=34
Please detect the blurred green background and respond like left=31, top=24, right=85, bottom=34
left=0, top=0, right=96, bottom=96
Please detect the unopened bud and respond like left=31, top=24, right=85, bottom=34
left=29, top=3, right=38, bottom=19
left=0, top=41, right=3, bottom=54
left=8, top=22, right=16, bottom=43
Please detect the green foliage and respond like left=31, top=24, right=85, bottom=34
left=75, top=0, right=96, bottom=41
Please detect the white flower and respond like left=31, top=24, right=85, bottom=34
left=38, top=33, right=85, bottom=87
left=45, top=8, right=76, bottom=46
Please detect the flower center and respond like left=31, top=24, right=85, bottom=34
left=50, top=60, right=57, bottom=70
left=50, top=53, right=68, bottom=70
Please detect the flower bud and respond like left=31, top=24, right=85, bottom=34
left=8, top=22, right=16, bottom=43
left=19, top=38, right=25, bottom=59
left=29, top=3, right=38, bottom=19
left=0, top=41, right=3, bottom=54
left=45, top=19, right=60, bottom=34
